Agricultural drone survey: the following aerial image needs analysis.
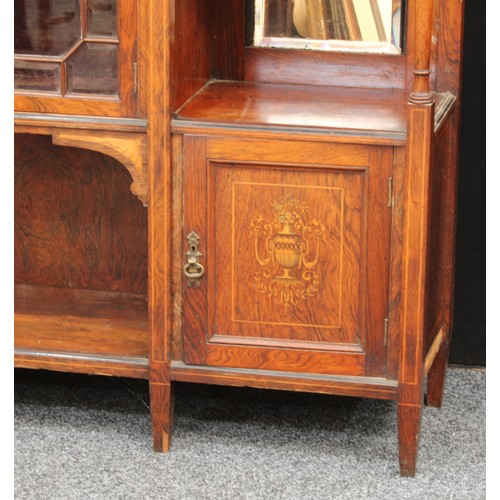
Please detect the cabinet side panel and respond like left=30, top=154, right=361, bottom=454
left=171, top=0, right=211, bottom=111
left=14, top=133, right=148, bottom=293
left=424, top=116, right=456, bottom=353
left=436, top=0, right=465, bottom=95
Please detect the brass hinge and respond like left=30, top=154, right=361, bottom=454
left=133, top=62, right=138, bottom=94
left=387, top=177, right=394, bottom=208
left=384, top=318, right=389, bottom=347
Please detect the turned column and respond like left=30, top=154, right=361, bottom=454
left=397, top=0, right=435, bottom=477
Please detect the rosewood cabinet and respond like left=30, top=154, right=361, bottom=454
left=14, top=0, right=466, bottom=477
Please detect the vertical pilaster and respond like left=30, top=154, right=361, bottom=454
left=147, top=0, right=173, bottom=451
left=398, top=0, right=435, bottom=477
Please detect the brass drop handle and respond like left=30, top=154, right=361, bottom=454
left=183, top=231, right=205, bottom=286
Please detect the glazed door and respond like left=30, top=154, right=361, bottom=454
left=14, top=0, right=138, bottom=117
left=182, top=137, right=392, bottom=377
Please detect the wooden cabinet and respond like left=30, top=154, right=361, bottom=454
left=14, top=0, right=465, bottom=477
left=179, top=135, right=392, bottom=377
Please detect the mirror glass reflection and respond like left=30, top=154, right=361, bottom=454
left=253, top=0, right=402, bottom=53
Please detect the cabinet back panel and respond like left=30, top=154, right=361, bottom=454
left=14, top=134, right=148, bottom=293
left=208, top=0, right=246, bottom=81
left=244, top=48, right=407, bottom=89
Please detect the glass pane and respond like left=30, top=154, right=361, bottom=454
left=14, top=0, right=81, bottom=56
left=254, top=0, right=403, bottom=51
left=87, top=0, right=118, bottom=37
left=14, top=60, right=61, bottom=93
left=66, top=42, right=118, bottom=95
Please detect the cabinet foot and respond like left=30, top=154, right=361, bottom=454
left=425, top=342, right=449, bottom=408
left=397, top=402, right=422, bottom=477
left=149, top=381, right=174, bottom=452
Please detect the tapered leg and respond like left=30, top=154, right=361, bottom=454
left=149, top=381, right=174, bottom=452
left=426, top=342, right=449, bottom=408
left=398, top=402, right=423, bottom=477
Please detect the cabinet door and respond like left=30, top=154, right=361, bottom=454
left=14, top=0, right=137, bottom=117
left=182, top=137, right=392, bottom=377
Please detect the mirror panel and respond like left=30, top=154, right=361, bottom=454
left=253, top=0, right=402, bottom=53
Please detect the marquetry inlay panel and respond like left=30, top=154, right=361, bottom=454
left=181, top=136, right=392, bottom=376
left=249, top=192, right=329, bottom=310
left=210, top=162, right=367, bottom=348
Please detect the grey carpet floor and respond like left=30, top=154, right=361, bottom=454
left=14, top=367, right=485, bottom=500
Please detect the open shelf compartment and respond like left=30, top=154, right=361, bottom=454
left=14, top=132, right=149, bottom=378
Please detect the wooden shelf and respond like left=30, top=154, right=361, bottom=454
left=172, top=81, right=455, bottom=145
left=173, top=80, right=409, bottom=143
left=14, top=284, right=149, bottom=378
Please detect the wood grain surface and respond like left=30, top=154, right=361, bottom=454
left=171, top=361, right=398, bottom=400
left=14, top=133, right=148, bottom=293
left=175, top=80, right=409, bottom=138
left=174, top=81, right=456, bottom=144
left=181, top=135, right=392, bottom=377
left=15, top=284, right=148, bottom=357
left=245, top=47, right=406, bottom=89
left=145, top=0, right=173, bottom=452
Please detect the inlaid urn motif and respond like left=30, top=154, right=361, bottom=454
left=249, top=194, right=327, bottom=309
left=272, top=222, right=303, bottom=281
